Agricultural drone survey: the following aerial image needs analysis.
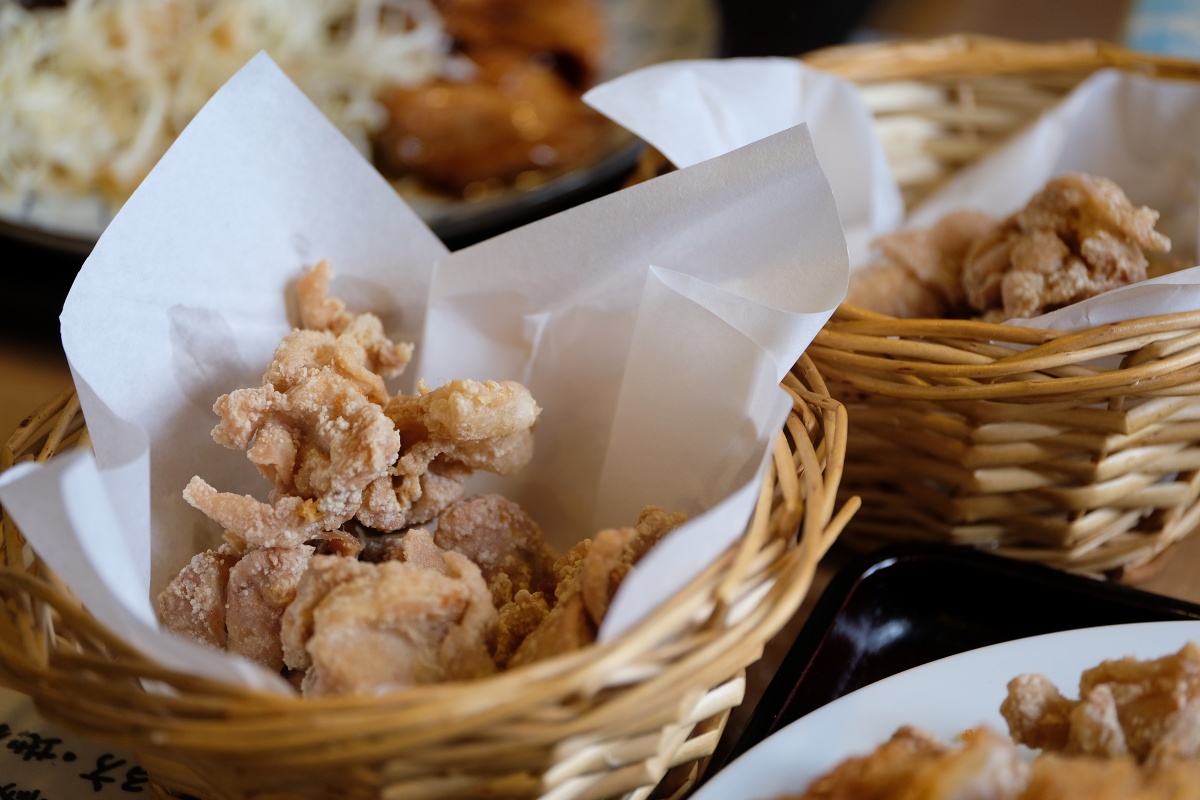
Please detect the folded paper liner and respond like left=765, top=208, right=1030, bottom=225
left=585, top=58, right=1200, bottom=331
left=0, top=54, right=848, bottom=693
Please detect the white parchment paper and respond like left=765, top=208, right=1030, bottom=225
left=0, top=53, right=848, bottom=689
left=584, top=57, right=906, bottom=268
left=587, top=61, right=1200, bottom=330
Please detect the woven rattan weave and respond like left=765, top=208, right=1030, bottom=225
left=801, top=35, right=1200, bottom=577
left=0, top=355, right=853, bottom=799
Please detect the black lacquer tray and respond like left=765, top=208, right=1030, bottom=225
left=717, top=542, right=1200, bottom=773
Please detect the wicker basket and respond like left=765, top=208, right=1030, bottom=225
left=796, top=35, right=1200, bottom=578
left=0, top=354, right=854, bottom=800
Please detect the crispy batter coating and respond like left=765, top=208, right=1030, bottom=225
left=434, top=493, right=556, bottom=606
left=846, top=260, right=949, bottom=319
left=507, top=592, right=594, bottom=669
left=191, top=333, right=404, bottom=544
left=294, top=260, right=413, bottom=380
left=1021, top=753, right=1200, bottom=800
left=1001, top=673, right=1075, bottom=752
left=157, top=544, right=241, bottom=648
left=494, top=589, right=551, bottom=668
left=1003, top=643, right=1200, bottom=764
left=962, top=174, right=1171, bottom=320
left=184, top=263, right=550, bottom=546
left=785, top=726, right=1028, bottom=800
left=847, top=211, right=997, bottom=318
left=400, top=527, right=447, bottom=573
left=283, top=551, right=497, bottom=697
left=360, top=379, right=541, bottom=530
left=504, top=510, right=685, bottom=668
left=182, top=477, right=327, bottom=551
left=225, top=546, right=313, bottom=671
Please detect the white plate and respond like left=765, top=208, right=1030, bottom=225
left=693, top=620, right=1200, bottom=800
left=2, top=0, right=719, bottom=252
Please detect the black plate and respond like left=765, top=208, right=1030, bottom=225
left=716, top=542, right=1200, bottom=773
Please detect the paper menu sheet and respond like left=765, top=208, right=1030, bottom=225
left=0, top=53, right=848, bottom=688
left=586, top=59, right=1200, bottom=332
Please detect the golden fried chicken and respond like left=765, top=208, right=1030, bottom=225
left=433, top=0, right=607, bottom=87
left=505, top=510, right=685, bottom=667
left=434, top=493, right=555, bottom=606
left=281, top=552, right=497, bottom=697
left=224, top=546, right=313, bottom=671
left=784, top=726, right=1028, bottom=800
left=494, top=588, right=551, bottom=668
left=375, top=45, right=610, bottom=193
left=157, top=541, right=312, bottom=671
left=1003, top=643, right=1200, bottom=764
left=399, top=527, right=448, bottom=573
left=848, top=211, right=997, bottom=318
left=358, top=379, right=540, bottom=530
left=962, top=173, right=1171, bottom=320
left=157, top=544, right=242, bottom=648
left=187, top=341, right=403, bottom=542
left=1000, top=673, right=1074, bottom=752
left=1020, top=753, right=1200, bottom=800
left=294, top=260, right=414, bottom=382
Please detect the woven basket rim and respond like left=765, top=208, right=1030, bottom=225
left=0, top=354, right=854, bottom=799
left=803, top=32, right=1200, bottom=82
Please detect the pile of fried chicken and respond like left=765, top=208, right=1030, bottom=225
left=780, top=642, right=1200, bottom=799
left=158, top=261, right=684, bottom=697
left=845, top=173, right=1177, bottom=321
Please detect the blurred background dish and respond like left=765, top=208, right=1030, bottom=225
left=0, top=0, right=719, bottom=252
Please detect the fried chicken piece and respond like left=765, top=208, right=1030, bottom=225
left=1020, top=753, right=1200, bottom=800
left=225, top=546, right=313, bottom=671
left=187, top=263, right=414, bottom=545
left=846, top=260, right=950, bottom=318
left=848, top=211, right=998, bottom=318
left=506, top=591, right=594, bottom=669
left=375, top=46, right=610, bottom=192
left=962, top=173, right=1171, bottom=320
left=848, top=211, right=996, bottom=317
left=433, top=0, right=607, bottom=87
left=1146, top=697, right=1200, bottom=770
left=294, top=260, right=413, bottom=380
left=786, top=726, right=1028, bottom=800
left=606, top=505, right=687, bottom=591
left=157, top=544, right=242, bottom=648
left=434, top=494, right=556, bottom=606
left=280, top=555, right=374, bottom=671
left=182, top=478, right=327, bottom=550
left=505, top=511, right=685, bottom=668
left=360, top=379, right=541, bottom=531
left=1079, top=641, right=1200, bottom=760
left=399, top=527, right=447, bottom=573
left=1067, top=684, right=1129, bottom=758
left=1003, top=643, right=1200, bottom=763
left=1002, top=673, right=1075, bottom=751
left=281, top=552, right=497, bottom=697
left=306, top=528, right=364, bottom=558
left=194, top=339, right=403, bottom=541
left=494, top=589, right=551, bottom=668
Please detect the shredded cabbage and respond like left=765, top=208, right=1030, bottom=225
left=0, top=0, right=452, bottom=202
